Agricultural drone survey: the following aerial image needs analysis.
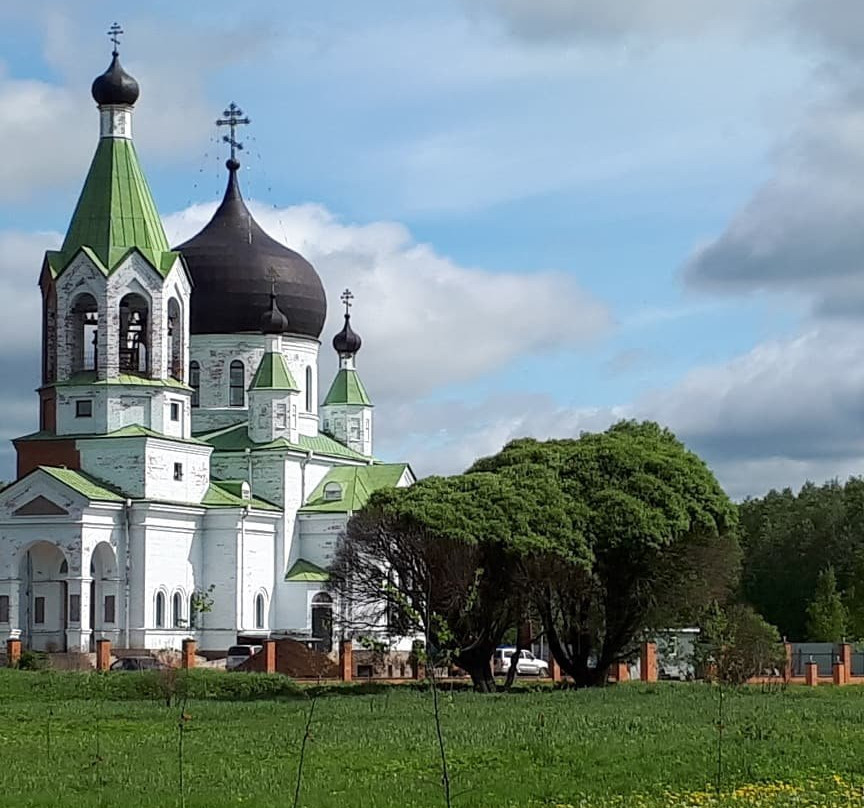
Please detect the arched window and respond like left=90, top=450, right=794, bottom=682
left=155, top=591, right=166, bottom=628
left=172, top=592, right=183, bottom=628
left=118, top=293, right=150, bottom=377
left=229, top=360, right=245, bottom=407
left=189, top=361, right=200, bottom=408
left=70, top=293, right=98, bottom=374
left=255, top=593, right=266, bottom=629
left=305, top=366, right=313, bottom=412
left=167, top=298, right=183, bottom=381
left=311, top=592, right=333, bottom=653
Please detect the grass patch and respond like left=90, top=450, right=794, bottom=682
left=1, top=674, right=863, bottom=806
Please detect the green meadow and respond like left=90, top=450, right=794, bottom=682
left=1, top=671, right=864, bottom=807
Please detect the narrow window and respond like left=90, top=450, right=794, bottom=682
left=255, top=593, right=265, bottom=629
left=173, top=463, right=184, bottom=481
left=76, top=400, right=93, bottom=418
left=189, top=361, right=200, bottom=408
left=229, top=360, right=245, bottom=407
left=155, top=592, right=165, bottom=628
left=305, top=366, right=313, bottom=411
left=189, top=596, right=197, bottom=629
left=69, top=594, right=81, bottom=622
left=0, top=595, right=9, bottom=623
left=173, top=592, right=183, bottom=628
left=34, top=597, right=45, bottom=624
left=104, top=595, right=116, bottom=624
left=275, top=403, right=287, bottom=430
left=170, top=402, right=180, bottom=422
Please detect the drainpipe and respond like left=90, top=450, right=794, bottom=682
left=238, top=505, right=249, bottom=632
left=123, top=498, right=132, bottom=649
left=245, top=447, right=253, bottom=496
left=300, top=449, right=313, bottom=504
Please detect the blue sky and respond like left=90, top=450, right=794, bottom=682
left=2, top=0, right=864, bottom=497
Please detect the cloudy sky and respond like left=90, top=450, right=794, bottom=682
left=1, top=0, right=864, bottom=498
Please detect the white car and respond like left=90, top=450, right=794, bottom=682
left=226, top=644, right=262, bottom=670
left=493, top=647, right=550, bottom=676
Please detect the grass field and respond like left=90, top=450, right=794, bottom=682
left=2, top=672, right=864, bottom=807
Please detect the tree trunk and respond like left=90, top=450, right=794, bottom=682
left=454, top=648, right=496, bottom=693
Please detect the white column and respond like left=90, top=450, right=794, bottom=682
left=64, top=577, right=93, bottom=653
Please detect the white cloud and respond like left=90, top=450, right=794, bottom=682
left=164, top=200, right=611, bottom=403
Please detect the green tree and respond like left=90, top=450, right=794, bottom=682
left=329, top=472, right=574, bottom=692
left=471, top=421, right=740, bottom=687
left=805, top=566, right=848, bottom=642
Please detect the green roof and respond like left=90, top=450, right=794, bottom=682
left=285, top=558, right=330, bottom=583
left=76, top=425, right=209, bottom=446
left=322, top=368, right=373, bottom=407
left=202, top=481, right=281, bottom=512
left=300, top=463, right=410, bottom=513
left=197, top=423, right=369, bottom=460
left=48, top=137, right=177, bottom=277
left=38, top=467, right=125, bottom=502
left=48, top=371, right=191, bottom=390
left=249, top=352, right=299, bottom=392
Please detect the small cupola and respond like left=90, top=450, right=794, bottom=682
left=260, top=279, right=290, bottom=334
left=91, top=24, right=139, bottom=107
left=332, top=289, right=362, bottom=359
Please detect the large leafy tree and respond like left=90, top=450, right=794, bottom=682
left=329, top=472, right=575, bottom=692
left=806, top=566, right=848, bottom=642
left=470, top=421, right=740, bottom=686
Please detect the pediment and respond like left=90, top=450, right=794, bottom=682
left=13, top=496, right=69, bottom=517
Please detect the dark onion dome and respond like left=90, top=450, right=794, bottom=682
left=91, top=52, right=140, bottom=106
left=260, top=290, right=290, bottom=334
left=175, top=161, right=326, bottom=338
left=333, top=313, right=362, bottom=355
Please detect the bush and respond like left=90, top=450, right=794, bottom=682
left=696, top=602, right=786, bottom=684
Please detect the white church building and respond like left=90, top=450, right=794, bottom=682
left=0, top=45, right=413, bottom=654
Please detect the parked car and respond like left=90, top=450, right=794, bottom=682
left=110, top=656, right=168, bottom=672
left=493, top=647, right=550, bottom=676
left=226, top=644, right=262, bottom=670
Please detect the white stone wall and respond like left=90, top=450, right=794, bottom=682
left=320, top=403, right=373, bottom=457
left=296, top=513, right=345, bottom=571
left=248, top=389, right=299, bottom=444
left=190, top=333, right=320, bottom=435
left=77, top=436, right=212, bottom=503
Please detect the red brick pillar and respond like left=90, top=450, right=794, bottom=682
left=840, top=644, right=852, bottom=684
left=613, top=660, right=629, bottom=683
left=805, top=660, right=819, bottom=686
left=95, top=638, right=111, bottom=672
left=6, top=638, right=21, bottom=668
left=549, top=656, right=563, bottom=683
left=783, top=642, right=793, bottom=683
left=262, top=640, right=276, bottom=674
left=833, top=660, right=846, bottom=686
left=181, top=639, right=196, bottom=670
left=640, top=642, right=657, bottom=683
left=339, top=639, right=353, bottom=682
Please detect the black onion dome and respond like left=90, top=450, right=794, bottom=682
left=91, top=52, right=140, bottom=106
left=175, top=163, right=327, bottom=338
left=333, top=313, right=362, bottom=355
left=260, top=292, right=290, bottom=334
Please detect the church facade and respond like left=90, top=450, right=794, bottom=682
left=0, top=47, right=412, bottom=654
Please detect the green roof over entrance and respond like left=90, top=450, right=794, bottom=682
left=322, top=368, right=372, bottom=407
left=47, top=138, right=178, bottom=277
left=300, top=463, right=410, bottom=513
left=285, top=558, right=330, bottom=583
left=249, top=352, right=299, bottom=392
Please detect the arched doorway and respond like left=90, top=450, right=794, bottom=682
left=311, top=592, right=333, bottom=653
left=89, top=542, right=120, bottom=649
left=118, top=293, right=150, bottom=376
left=18, top=542, right=68, bottom=652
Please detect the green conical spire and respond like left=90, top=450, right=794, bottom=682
left=322, top=368, right=372, bottom=406
left=54, top=138, right=172, bottom=274
left=249, top=352, right=299, bottom=392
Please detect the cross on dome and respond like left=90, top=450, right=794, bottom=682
left=341, top=289, right=354, bottom=316
left=107, top=22, right=123, bottom=55
left=216, top=103, right=251, bottom=166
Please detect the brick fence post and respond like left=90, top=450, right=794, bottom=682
left=181, top=638, right=196, bottom=670
left=805, top=660, right=819, bottom=686
left=640, top=642, right=657, bottom=683
left=549, top=656, right=563, bottom=683
left=339, top=639, right=353, bottom=682
left=833, top=660, right=846, bottom=686
left=262, top=640, right=276, bottom=674
left=840, top=643, right=852, bottom=684
left=6, top=638, right=21, bottom=668
left=95, top=638, right=111, bottom=672
left=613, top=660, right=629, bottom=683
left=784, top=642, right=793, bottom=683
